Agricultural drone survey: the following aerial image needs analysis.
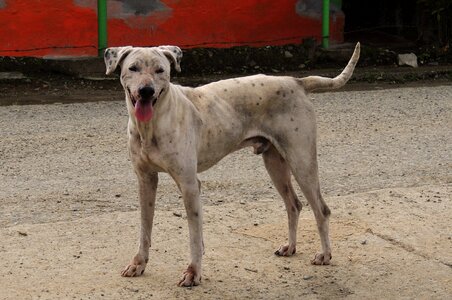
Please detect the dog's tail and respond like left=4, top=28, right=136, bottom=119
left=298, top=42, right=360, bottom=93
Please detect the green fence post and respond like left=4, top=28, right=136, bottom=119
left=322, top=0, right=330, bottom=48
left=98, top=0, right=107, bottom=56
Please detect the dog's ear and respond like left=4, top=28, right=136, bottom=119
left=158, top=46, right=182, bottom=72
left=104, top=46, right=133, bottom=75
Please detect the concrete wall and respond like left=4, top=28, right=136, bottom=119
left=0, top=0, right=344, bottom=58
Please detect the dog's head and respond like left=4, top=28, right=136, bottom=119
left=104, top=46, right=182, bottom=122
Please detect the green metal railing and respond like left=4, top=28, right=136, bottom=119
left=97, top=0, right=331, bottom=52
left=322, top=0, right=329, bottom=48
left=97, top=0, right=107, bottom=56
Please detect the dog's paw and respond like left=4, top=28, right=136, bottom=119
left=121, top=254, right=147, bottom=277
left=311, top=252, right=332, bottom=265
left=274, top=244, right=296, bottom=256
left=178, top=264, right=201, bottom=287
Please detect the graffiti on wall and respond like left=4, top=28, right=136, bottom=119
left=0, top=0, right=344, bottom=57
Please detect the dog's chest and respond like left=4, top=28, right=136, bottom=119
left=128, top=134, right=166, bottom=171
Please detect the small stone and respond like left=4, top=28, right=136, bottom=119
left=361, top=240, right=367, bottom=245
left=115, top=194, right=121, bottom=198
left=284, top=50, right=293, bottom=58
left=0, top=72, right=27, bottom=80
left=398, top=53, right=418, bottom=68
left=303, top=275, right=313, bottom=280
left=173, top=212, right=182, bottom=217
left=244, top=267, right=258, bottom=273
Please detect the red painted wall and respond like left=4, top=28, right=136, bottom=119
left=0, top=0, right=344, bottom=58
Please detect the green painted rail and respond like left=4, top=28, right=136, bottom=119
left=322, top=0, right=329, bottom=48
left=97, top=0, right=107, bottom=56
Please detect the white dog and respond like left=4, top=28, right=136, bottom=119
left=104, top=42, right=360, bottom=286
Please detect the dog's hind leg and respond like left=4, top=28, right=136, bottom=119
left=288, top=148, right=332, bottom=265
left=263, top=144, right=302, bottom=256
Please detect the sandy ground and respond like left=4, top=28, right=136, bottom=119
left=0, top=84, right=451, bottom=299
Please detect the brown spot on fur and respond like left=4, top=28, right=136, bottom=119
left=322, top=204, right=331, bottom=217
left=294, top=127, right=298, bottom=132
left=290, top=117, right=294, bottom=122
left=224, top=89, right=227, bottom=92
left=295, top=199, right=302, bottom=211
left=260, top=83, right=264, bottom=86
left=252, top=83, right=255, bottom=87
left=145, top=258, right=149, bottom=263
left=283, top=185, right=289, bottom=195
left=193, top=212, right=199, bottom=217
left=185, top=264, right=197, bottom=278
left=291, top=90, right=294, bottom=94
left=276, top=91, right=280, bottom=95
left=151, top=136, right=158, bottom=148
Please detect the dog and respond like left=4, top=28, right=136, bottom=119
left=104, top=42, right=360, bottom=287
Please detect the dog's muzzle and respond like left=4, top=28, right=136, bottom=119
left=128, top=87, right=163, bottom=122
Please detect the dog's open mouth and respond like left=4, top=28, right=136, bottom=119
left=129, top=89, right=163, bottom=123
left=134, top=98, right=154, bottom=122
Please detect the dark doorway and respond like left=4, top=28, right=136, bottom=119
left=342, top=0, right=419, bottom=48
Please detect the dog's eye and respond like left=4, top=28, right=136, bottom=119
left=155, top=68, right=164, bottom=74
left=128, top=65, right=138, bottom=72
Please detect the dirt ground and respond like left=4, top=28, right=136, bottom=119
left=0, top=83, right=451, bottom=299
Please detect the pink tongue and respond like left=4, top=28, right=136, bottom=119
left=135, top=101, right=153, bottom=122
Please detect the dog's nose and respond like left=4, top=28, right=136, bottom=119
left=138, top=86, right=155, bottom=99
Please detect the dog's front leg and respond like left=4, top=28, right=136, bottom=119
left=177, top=177, right=203, bottom=287
left=121, top=171, right=158, bottom=277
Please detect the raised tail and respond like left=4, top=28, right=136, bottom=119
left=299, top=42, right=360, bottom=93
